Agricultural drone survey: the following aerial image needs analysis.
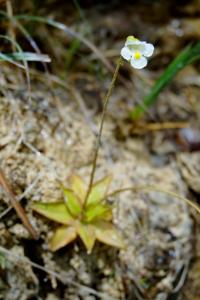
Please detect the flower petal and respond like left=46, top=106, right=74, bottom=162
left=131, top=56, right=147, bottom=69
left=126, top=43, right=145, bottom=54
left=120, top=46, right=132, bottom=61
left=125, top=36, right=141, bottom=47
left=143, top=42, right=154, bottom=57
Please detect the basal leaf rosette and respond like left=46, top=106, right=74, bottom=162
left=32, top=175, right=124, bottom=253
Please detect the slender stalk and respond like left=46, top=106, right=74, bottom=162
left=6, top=0, right=15, bottom=52
left=106, top=185, right=200, bottom=214
left=0, top=168, right=38, bottom=239
left=84, top=57, right=123, bottom=205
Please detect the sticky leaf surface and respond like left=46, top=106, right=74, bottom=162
left=84, top=203, right=112, bottom=222
left=50, top=226, right=77, bottom=251
left=95, top=221, right=125, bottom=249
left=70, top=174, right=86, bottom=203
left=32, top=202, right=74, bottom=225
left=63, top=188, right=82, bottom=217
left=77, top=223, right=96, bottom=254
left=87, top=175, right=112, bottom=206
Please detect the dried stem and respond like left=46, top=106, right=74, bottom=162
left=0, top=168, right=38, bottom=239
left=84, top=57, right=123, bottom=205
left=6, top=0, right=15, bottom=51
left=106, top=185, right=200, bottom=214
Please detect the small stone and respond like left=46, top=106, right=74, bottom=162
left=9, top=224, right=30, bottom=239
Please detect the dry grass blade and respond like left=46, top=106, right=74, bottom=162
left=131, top=121, right=189, bottom=134
left=0, top=168, right=38, bottom=239
left=3, top=52, right=51, bottom=62
left=107, top=185, right=200, bottom=214
left=0, top=33, right=31, bottom=96
left=6, top=0, right=15, bottom=51
left=14, top=15, right=113, bottom=72
left=0, top=175, right=41, bottom=220
left=0, top=10, right=50, bottom=71
left=12, top=16, right=50, bottom=73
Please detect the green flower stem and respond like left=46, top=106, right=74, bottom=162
left=84, top=57, right=123, bottom=206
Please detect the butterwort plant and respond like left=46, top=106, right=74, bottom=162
left=32, top=36, right=154, bottom=253
left=32, top=174, right=125, bottom=253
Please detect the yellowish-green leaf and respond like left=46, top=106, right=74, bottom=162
left=84, top=203, right=112, bottom=222
left=77, top=223, right=96, bottom=254
left=50, top=225, right=77, bottom=251
left=95, top=221, right=125, bottom=249
left=32, top=202, right=74, bottom=225
left=63, top=188, right=82, bottom=217
left=87, top=175, right=112, bottom=206
left=70, top=174, right=86, bottom=204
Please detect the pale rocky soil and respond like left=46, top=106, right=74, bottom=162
left=0, top=63, right=196, bottom=300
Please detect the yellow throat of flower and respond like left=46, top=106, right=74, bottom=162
left=134, top=51, right=141, bottom=60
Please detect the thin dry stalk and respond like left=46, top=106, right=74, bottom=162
left=131, top=121, right=189, bottom=134
left=0, top=168, right=38, bottom=239
left=84, top=57, right=123, bottom=205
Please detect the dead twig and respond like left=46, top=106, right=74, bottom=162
left=130, top=121, right=189, bottom=134
left=0, top=168, right=38, bottom=239
left=0, top=174, right=41, bottom=220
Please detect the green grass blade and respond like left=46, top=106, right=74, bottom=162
left=0, top=34, right=50, bottom=98
left=0, top=11, right=50, bottom=72
left=14, top=19, right=51, bottom=72
left=11, top=14, right=112, bottom=71
left=0, top=52, right=51, bottom=62
left=0, top=34, right=27, bottom=68
left=65, top=38, right=81, bottom=70
left=73, top=0, right=85, bottom=21
left=0, top=34, right=32, bottom=94
left=0, top=52, right=24, bottom=68
left=130, top=42, right=200, bottom=120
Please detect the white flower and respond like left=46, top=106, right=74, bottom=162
left=121, top=36, right=154, bottom=69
